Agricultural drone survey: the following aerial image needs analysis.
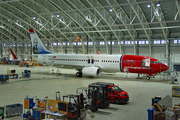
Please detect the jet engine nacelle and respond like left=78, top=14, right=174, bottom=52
left=82, top=67, right=101, bottom=77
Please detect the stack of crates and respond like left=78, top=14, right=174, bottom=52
left=0, top=106, right=4, bottom=119
left=6, top=103, right=23, bottom=117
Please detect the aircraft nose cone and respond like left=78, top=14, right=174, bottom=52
left=166, top=65, right=169, bottom=70
left=161, top=64, right=169, bottom=72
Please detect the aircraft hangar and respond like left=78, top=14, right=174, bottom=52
left=0, top=0, right=180, bottom=120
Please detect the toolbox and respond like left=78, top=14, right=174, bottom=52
left=24, top=98, right=35, bottom=109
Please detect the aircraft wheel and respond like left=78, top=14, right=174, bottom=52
left=114, top=98, right=120, bottom=104
left=76, top=72, right=82, bottom=77
left=146, top=76, right=150, bottom=80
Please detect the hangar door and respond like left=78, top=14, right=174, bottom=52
left=174, top=64, right=180, bottom=71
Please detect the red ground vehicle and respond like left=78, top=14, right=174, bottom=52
left=90, top=82, right=129, bottom=104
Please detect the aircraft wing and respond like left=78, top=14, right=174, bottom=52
left=52, top=64, right=101, bottom=70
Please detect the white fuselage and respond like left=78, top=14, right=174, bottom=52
left=37, top=54, right=123, bottom=72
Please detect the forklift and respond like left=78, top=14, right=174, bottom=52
left=63, top=94, right=84, bottom=120
left=76, top=87, right=98, bottom=112
left=88, top=84, right=110, bottom=109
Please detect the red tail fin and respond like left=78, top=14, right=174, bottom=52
left=9, top=48, right=18, bottom=59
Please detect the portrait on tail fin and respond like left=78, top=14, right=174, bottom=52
left=32, top=38, right=40, bottom=54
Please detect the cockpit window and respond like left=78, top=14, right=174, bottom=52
left=151, top=61, right=161, bottom=64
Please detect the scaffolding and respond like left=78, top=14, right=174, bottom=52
left=159, top=54, right=178, bottom=81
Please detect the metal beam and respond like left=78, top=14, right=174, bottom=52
left=47, top=0, right=99, bottom=53
left=176, top=0, right=180, bottom=19
left=42, top=25, right=180, bottom=34
left=128, top=0, right=153, bottom=56
left=40, top=20, right=180, bottom=31
left=0, top=6, right=50, bottom=44
left=151, top=1, right=169, bottom=60
left=0, top=14, right=29, bottom=41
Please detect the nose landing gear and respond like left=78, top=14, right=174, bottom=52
left=146, top=76, right=150, bottom=80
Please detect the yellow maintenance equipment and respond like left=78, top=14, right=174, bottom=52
left=74, top=37, right=87, bottom=54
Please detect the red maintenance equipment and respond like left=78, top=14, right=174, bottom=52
left=90, top=82, right=129, bottom=104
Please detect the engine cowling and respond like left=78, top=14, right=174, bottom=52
left=82, top=67, right=101, bottom=77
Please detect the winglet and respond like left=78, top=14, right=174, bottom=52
left=29, top=29, right=35, bottom=33
left=9, top=48, right=18, bottom=59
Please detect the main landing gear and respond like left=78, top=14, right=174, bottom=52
left=136, top=74, right=151, bottom=80
left=76, top=72, right=82, bottom=77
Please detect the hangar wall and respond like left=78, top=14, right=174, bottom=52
left=1, top=40, right=180, bottom=64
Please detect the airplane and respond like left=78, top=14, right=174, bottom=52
left=9, top=48, right=40, bottom=66
left=9, top=48, right=21, bottom=65
left=29, top=29, right=169, bottom=80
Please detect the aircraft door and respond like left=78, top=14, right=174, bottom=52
left=142, top=59, right=150, bottom=67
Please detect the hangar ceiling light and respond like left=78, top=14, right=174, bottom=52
left=157, top=3, right=160, bottom=6
left=147, top=5, right=151, bottom=7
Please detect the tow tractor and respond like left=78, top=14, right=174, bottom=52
left=90, top=82, right=129, bottom=104
left=88, top=84, right=110, bottom=108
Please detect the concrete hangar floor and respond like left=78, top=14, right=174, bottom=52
left=0, top=65, right=179, bottom=120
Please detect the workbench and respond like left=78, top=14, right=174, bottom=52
left=40, top=110, right=67, bottom=120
